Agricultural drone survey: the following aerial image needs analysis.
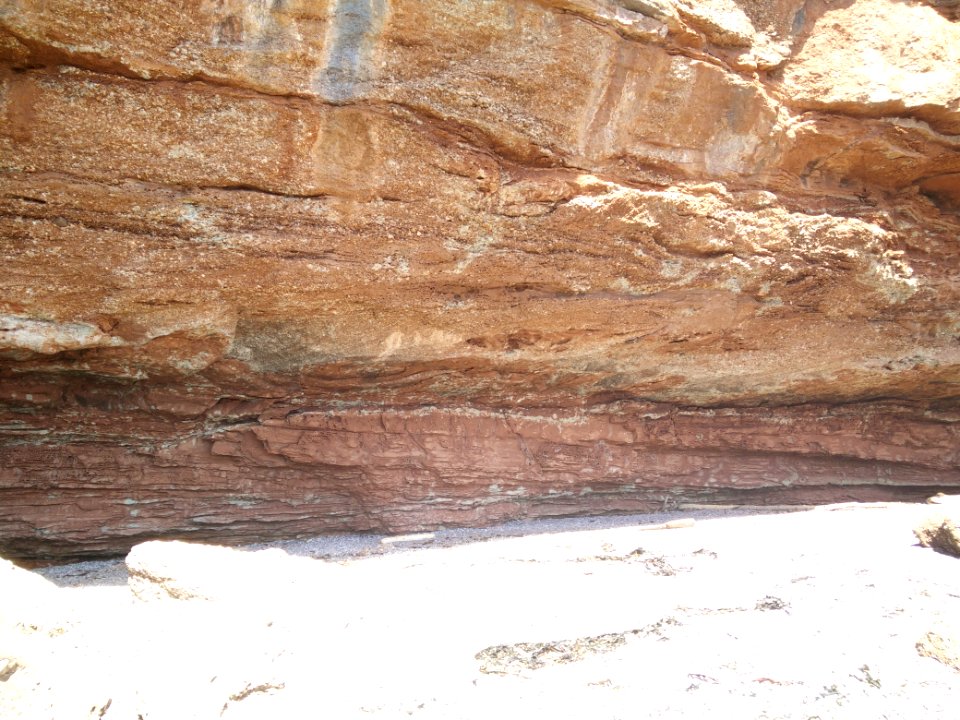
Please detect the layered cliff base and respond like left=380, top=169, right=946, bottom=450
left=2, top=0, right=959, bottom=559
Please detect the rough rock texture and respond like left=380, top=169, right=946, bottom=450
left=917, top=631, right=960, bottom=674
left=1, top=0, right=959, bottom=558
left=914, top=512, right=960, bottom=558
left=5, top=504, right=960, bottom=719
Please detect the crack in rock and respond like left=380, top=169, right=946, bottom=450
left=476, top=617, right=682, bottom=674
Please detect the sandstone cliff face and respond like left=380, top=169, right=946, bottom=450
left=1, top=0, right=958, bottom=559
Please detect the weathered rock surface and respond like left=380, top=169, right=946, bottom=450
left=917, top=630, right=960, bottom=674
left=4, top=504, right=960, bottom=719
left=1, top=0, right=959, bottom=558
left=914, top=510, right=960, bottom=558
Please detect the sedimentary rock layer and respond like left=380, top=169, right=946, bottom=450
left=1, top=0, right=959, bottom=558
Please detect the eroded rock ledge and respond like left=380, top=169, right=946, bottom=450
left=1, top=0, right=959, bottom=558
left=3, top=390, right=957, bottom=559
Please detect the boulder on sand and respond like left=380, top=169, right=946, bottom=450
left=914, top=497, right=960, bottom=558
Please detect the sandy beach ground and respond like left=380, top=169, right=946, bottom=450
left=2, top=501, right=959, bottom=719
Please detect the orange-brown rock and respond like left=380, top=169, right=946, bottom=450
left=1, top=0, right=959, bottom=559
